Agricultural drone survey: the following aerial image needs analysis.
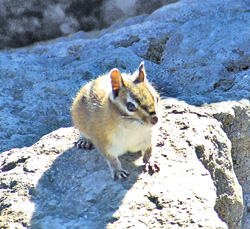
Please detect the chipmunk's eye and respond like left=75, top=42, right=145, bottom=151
left=126, top=102, right=137, bottom=112
left=156, top=97, right=159, bottom=103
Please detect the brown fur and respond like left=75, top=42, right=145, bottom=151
left=71, top=62, right=160, bottom=180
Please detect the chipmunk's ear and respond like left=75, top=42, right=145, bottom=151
left=135, top=61, right=146, bottom=83
left=110, top=68, right=126, bottom=98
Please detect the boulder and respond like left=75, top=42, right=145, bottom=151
left=203, top=100, right=250, bottom=227
left=0, top=0, right=178, bottom=49
left=1, top=0, right=250, bottom=227
left=0, top=99, right=243, bottom=228
left=1, top=0, right=250, bottom=152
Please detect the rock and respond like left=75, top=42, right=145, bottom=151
left=203, top=100, right=250, bottom=228
left=157, top=0, right=250, bottom=103
left=1, top=0, right=250, bottom=226
left=0, top=99, right=244, bottom=228
left=1, top=0, right=250, bottom=152
left=0, top=0, right=178, bottom=49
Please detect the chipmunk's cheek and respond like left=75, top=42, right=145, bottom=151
left=141, top=116, right=153, bottom=125
left=141, top=116, right=148, bottom=124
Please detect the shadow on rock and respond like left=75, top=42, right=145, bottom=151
left=29, top=128, right=143, bottom=228
left=1, top=99, right=246, bottom=228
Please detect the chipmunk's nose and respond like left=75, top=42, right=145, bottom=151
left=150, top=116, right=158, bottom=125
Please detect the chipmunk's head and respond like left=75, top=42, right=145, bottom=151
left=109, top=62, right=160, bottom=126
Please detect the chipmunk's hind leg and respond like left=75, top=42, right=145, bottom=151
left=75, top=132, right=95, bottom=150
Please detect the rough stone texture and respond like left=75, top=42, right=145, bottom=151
left=1, top=99, right=244, bottom=228
left=0, top=0, right=178, bottom=49
left=203, top=100, right=250, bottom=228
left=155, top=0, right=250, bottom=103
left=1, top=0, right=250, bottom=227
left=1, top=0, right=250, bottom=152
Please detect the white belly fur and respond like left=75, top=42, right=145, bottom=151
left=108, top=124, right=154, bottom=157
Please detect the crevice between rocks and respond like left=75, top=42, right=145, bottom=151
left=141, top=34, right=169, bottom=64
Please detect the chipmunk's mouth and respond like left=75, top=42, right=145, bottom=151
left=122, top=115, right=158, bottom=126
left=122, top=116, right=145, bottom=125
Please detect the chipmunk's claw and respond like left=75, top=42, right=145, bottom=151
left=74, top=139, right=94, bottom=150
left=114, top=169, right=130, bottom=180
left=145, top=160, right=160, bottom=174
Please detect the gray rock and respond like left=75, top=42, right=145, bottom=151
left=0, top=0, right=178, bottom=49
left=1, top=0, right=250, bottom=152
left=157, top=0, right=250, bottom=102
left=203, top=100, right=250, bottom=228
left=1, top=99, right=244, bottom=228
left=1, top=0, right=250, bottom=226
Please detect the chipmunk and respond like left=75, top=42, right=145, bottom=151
left=71, top=62, right=160, bottom=180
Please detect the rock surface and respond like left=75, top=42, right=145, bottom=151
left=1, top=0, right=250, bottom=152
left=1, top=0, right=250, bottom=228
left=203, top=100, right=250, bottom=227
left=0, top=99, right=244, bottom=228
left=0, top=0, right=178, bottom=49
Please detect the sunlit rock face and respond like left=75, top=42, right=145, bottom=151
left=0, top=100, right=244, bottom=228
left=1, top=0, right=250, bottom=228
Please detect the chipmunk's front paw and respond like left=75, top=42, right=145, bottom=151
left=74, top=138, right=94, bottom=150
left=114, top=169, right=130, bottom=180
left=145, top=160, right=160, bottom=174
